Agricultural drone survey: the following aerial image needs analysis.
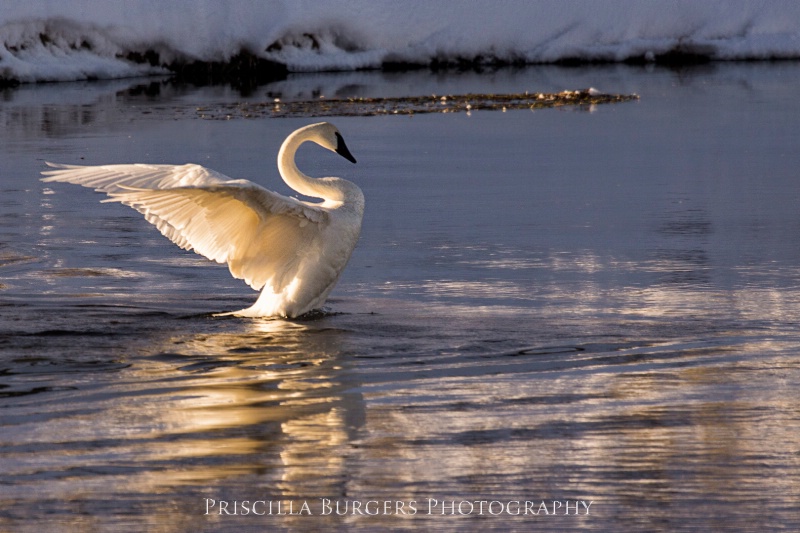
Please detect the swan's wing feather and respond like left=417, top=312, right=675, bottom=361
left=41, top=162, right=231, bottom=193
left=42, top=164, right=328, bottom=291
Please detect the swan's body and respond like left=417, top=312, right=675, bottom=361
left=41, top=122, right=364, bottom=318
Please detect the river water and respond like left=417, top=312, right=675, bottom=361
left=1, top=63, right=799, bottom=532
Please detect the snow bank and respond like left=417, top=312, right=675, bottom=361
left=2, top=0, right=799, bottom=83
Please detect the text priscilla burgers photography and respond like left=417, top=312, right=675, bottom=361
left=204, top=498, right=593, bottom=517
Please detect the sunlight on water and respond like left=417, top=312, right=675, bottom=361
left=1, top=64, right=800, bottom=531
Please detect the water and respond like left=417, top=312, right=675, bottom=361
left=2, top=63, right=800, bottom=532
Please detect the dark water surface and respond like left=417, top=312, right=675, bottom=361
left=2, top=64, right=800, bottom=532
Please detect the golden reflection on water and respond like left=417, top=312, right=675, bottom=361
left=2, top=295, right=799, bottom=531
left=143, top=319, right=363, bottom=479
left=0, top=318, right=367, bottom=533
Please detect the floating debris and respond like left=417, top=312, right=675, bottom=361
left=194, top=89, right=638, bottom=120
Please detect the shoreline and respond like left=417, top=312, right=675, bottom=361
left=3, top=45, right=800, bottom=90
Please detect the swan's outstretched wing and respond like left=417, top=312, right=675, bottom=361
left=41, top=162, right=232, bottom=192
left=41, top=163, right=328, bottom=291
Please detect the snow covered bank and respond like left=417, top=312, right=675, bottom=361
left=2, top=0, right=800, bottom=84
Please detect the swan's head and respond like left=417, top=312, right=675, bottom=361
left=308, top=122, right=357, bottom=164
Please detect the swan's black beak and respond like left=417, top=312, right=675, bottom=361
left=335, top=132, right=357, bottom=164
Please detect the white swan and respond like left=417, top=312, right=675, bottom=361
left=41, top=122, right=364, bottom=318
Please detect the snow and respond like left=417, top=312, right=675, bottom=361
left=2, top=0, right=799, bottom=83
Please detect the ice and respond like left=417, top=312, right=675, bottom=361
left=2, top=0, right=800, bottom=83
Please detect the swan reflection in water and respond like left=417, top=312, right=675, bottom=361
left=155, top=319, right=365, bottom=481
left=29, top=317, right=367, bottom=521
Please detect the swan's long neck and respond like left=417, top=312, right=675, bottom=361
left=278, top=126, right=345, bottom=202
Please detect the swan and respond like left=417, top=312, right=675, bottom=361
left=41, top=122, right=364, bottom=318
